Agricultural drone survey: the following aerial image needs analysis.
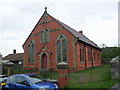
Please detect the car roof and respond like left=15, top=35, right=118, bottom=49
left=24, top=73, right=37, bottom=76
left=11, top=73, right=37, bottom=77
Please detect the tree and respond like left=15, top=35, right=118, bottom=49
left=101, top=47, right=120, bottom=60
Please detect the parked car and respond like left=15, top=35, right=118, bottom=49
left=5, top=74, right=58, bottom=90
left=0, top=75, right=8, bottom=88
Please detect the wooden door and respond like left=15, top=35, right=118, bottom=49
left=41, top=53, right=47, bottom=69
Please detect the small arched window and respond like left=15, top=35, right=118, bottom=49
left=41, top=31, right=44, bottom=42
left=56, top=34, right=67, bottom=62
left=41, top=29, right=49, bottom=43
left=28, top=41, right=35, bottom=63
left=46, top=29, right=49, bottom=42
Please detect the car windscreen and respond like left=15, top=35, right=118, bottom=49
left=27, top=75, right=45, bottom=84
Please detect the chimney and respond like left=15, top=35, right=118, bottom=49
left=13, top=49, right=16, bottom=54
left=79, top=30, right=83, bottom=34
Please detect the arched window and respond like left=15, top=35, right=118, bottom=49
left=41, top=29, right=49, bottom=43
left=28, top=41, right=35, bottom=63
left=41, top=31, right=44, bottom=42
left=46, top=29, right=49, bottom=42
left=56, top=34, right=67, bottom=62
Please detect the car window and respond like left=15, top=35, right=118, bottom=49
left=29, top=75, right=46, bottom=81
left=16, top=76, right=29, bottom=86
left=0, top=78, right=2, bottom=82
left=8, top=76, right=16, bottom=84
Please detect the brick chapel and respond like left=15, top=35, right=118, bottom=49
left=23, top=8, right=101, bottom=72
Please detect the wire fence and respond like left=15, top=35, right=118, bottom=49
left=68, top=65, right=111, bottom=85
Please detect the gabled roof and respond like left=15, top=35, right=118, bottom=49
left=2, top=53, right=24, bottom=61
left=23, top=9, right=100, bottom=49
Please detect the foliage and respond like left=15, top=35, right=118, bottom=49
left=101, top=47, right=120, bottom=60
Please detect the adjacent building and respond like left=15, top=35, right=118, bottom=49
left=2, top=50, right=24, bottom=64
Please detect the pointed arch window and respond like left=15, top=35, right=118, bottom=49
left=56, top=34, right=67, bottom=62
left=28, top=41, right=35, bottom=63
left=41, top=31, right=45, bottom=42
left=41, top=28, right=49, bottom=43
left=46, top=29, right=49, bottom=42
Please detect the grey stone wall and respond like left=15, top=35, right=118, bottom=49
left=111, top=63, right=120, bottom=80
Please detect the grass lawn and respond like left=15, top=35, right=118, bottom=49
left=66, top=64, right=119, bottom=88
left=66, top=80, right=118, bottom=88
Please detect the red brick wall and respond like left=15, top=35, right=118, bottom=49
left=76, top=42, right=101, bottom=71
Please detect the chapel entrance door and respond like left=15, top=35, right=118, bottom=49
left=41, top=53, right=47, bottom=69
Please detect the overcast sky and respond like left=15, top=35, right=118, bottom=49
left=0, top=0, right=119, bottom=57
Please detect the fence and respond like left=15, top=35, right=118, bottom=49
left=1, top=63, right=8, bottom=75
left=68, top=65, right=111, bottom=85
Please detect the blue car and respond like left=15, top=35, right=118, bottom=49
left=5, top=74, right=58, bottom=90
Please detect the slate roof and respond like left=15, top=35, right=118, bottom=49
left=2, top=53, right=24, bottom=61
left=50, top=14, right=100, bottom=49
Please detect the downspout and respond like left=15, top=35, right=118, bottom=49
left=84, top=45, right=87, bottom=69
